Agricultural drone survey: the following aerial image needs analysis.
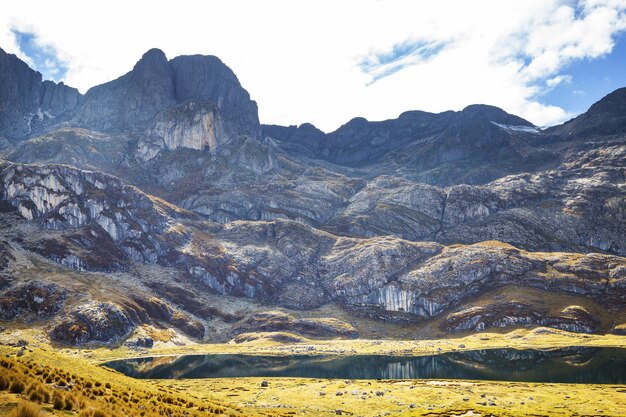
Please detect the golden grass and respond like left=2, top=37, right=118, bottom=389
left=0, top=347, right=281, bottom=417
left=1, top=328, right=625, bottom=416
left=11, top=402, right=40, bottom=417
left=175, top=376, right=626, bottom=417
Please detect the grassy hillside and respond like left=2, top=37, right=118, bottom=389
left=1, top=329, right=625, bottom=416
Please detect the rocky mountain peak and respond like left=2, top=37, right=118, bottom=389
left=587, top=86, right=626, bottom=116
left=0, top=47, right=80, bottom=140
left=459, top=104, right=534, bottom=127
left=131, top=48, right=172, bottom=84
left=72, top=48, right=260, bottom=157
left=137, top=47, right=168, bottom=66
left=549, top=87, right=626, bottom=137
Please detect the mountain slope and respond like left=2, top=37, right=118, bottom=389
left=0, top=46, right=625, bottom=345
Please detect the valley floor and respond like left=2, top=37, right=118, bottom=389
left=1, top=328, right=626, bottom=416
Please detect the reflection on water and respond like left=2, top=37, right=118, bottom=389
left=103, top=347, right=626, bottom=384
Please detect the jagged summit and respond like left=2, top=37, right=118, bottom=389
left=0, top=47, right=260, bottom=150
left=75, top=48, right=259, bottom=141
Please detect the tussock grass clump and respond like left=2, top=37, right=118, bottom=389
left=0, top=375, right=9, bottom=390
left=9, top=379, right=26, bottom=394
left=52, top=393, right=65, bottom=410
left=11, top=402, right=40, bottom=417
left=79, top=408, right=109, bottom=417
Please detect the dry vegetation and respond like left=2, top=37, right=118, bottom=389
left=1, top=328, right=626, bottom=416
left=0, top=347, right=280, bottom=417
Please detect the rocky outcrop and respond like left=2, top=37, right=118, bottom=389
left=550, top=87, right=626, bottom=137
left=263, top=123, right=325, bottom=157
left=130, top=296, right=205, bottom=339
left=49, top=301, right=136, bottom=346
left=0, top=281, right=66, bottom=320
left=0, top=162, right=179, bottom=264
left=139, top=101, right=223, bottom=160
left=325, top=144, right=625, bottom=256
left=233, top=311, right=357, bottom=338
left=74, top=48, right=175, bottom=132
left=0, top=47, right=79, bottom=139
left=443, top=302, right=599, bottom=333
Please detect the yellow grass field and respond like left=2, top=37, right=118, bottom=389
left=1, top=328, right=626, bottom=416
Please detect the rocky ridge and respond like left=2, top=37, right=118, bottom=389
left=0, top=47, right=625, bottom=345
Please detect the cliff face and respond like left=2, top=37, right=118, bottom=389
left=74, top=48, right=175, bottom=132
left=73, top=49, right=260, bottom=160
left=0, top=48, right=80, bottom=140
left=1, top=48, right=260, bottom=161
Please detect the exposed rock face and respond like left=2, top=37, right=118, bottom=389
left=73, top=49, right=260, bottom=160
left=49, top=302, right=136, bottom=346
left=75, top=48, right=175, bottom=132
left=1, top=161, right=623, bottom=330
left=265, top=104, right=556, bottom=186
left=0, top=47, right=259, bottom=164
left=0, top=281, right=66, bottom=320
left=0, top=47, right=79, bottom=139
left=0, top=162, right=176, bottom=264
left=168, top=54, right=259, bottom=139
left=144, top=101, right=223, bottom=158
left=262, top=123, right=325, bottom=157
left=443, top=302, right=599, bottom=333
left=233, top=311, right=358, bottom=338
left=551, top=87, right=626, bottom=137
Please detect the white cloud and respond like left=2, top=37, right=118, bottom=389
left=546, top=74, right=573, bottom=87
left=0, top=0, right=625, bottom=131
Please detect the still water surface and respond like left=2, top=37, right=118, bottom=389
left=103, top=347, right=626, bottom=384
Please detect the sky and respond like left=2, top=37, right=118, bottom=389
left=1, top=0, right=625, bottom=132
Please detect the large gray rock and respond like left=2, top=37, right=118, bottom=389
left=49, top=301, right=136, bottom=346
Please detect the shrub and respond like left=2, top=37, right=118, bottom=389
left=64, top=395, right=75, bottom=411
left=10, top=379, right=26, bottom=394
left=53, top=394, right=65, bottom=410
left=0, top=375, right=8, bottom=390
left=28, top=391, right=43, bottom=403
left=11, top=402, right=40, bottom=417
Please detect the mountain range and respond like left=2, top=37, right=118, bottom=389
left=0, top=46, right=624, bottom=346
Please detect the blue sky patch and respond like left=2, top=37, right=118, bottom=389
left=539, top=31, right=626, bottom=117
left=12, top=29, right=67, bottom=82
